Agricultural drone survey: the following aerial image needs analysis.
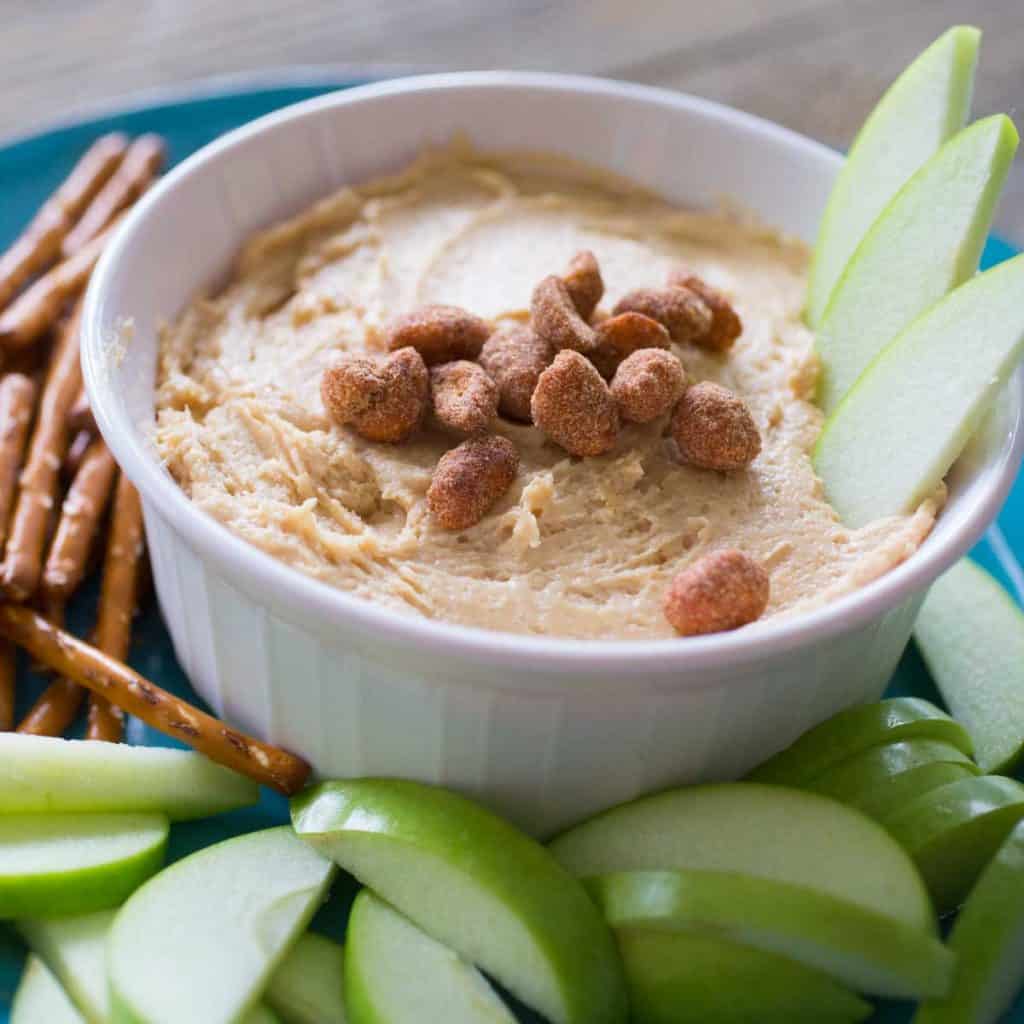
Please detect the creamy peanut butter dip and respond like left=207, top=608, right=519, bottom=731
left=153, top=141, right=940, bottom=639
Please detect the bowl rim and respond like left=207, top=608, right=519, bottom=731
left=81, top=70, right=1024, bottom=678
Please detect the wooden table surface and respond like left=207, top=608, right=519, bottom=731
left=3, top=0, right=1023, bottom=242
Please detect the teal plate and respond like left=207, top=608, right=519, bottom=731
left=0, top=79, right=1021, bottom=1022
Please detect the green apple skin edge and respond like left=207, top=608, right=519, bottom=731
left=265, top=932, right=347, bottom=1024
left=0, top=734, right=258, bottom=819
left=291, top=779, right=628, bottom=1024
left=108, top=826, right=336, bottom=1024
left=835, top=761, right=978, bottom=822
left=588, top=870, right=952, bottom=999
left=616, top=929, right=871, bottom=1024
left=815, top=113, right=1018, bottom=414
left=814, top=252, right=1024, bottom=527
left=915, top=819, right=1024, bottom=1023
left=748, top=698, right=972, bottom=786
left=806, top=25, right=979, bottom=327
left=0, top=813, right=167, bottom=919
left=549, top=783, right=936, bottom=935
left=11, top=955, right=85, bottom=1024
left=18, top=911, right=115, bottom=1024
left=881, top=775, right=1024, bottom=915
left=345, top=890, right=516, bottom=1024
left=916, top=558, right=1024, bottom=773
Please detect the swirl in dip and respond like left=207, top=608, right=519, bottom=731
left=153, top=142, right=940, bottom=639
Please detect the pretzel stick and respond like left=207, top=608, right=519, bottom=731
left=67, top=387, right=95, bottom=435
left=0, top=134, right=128, bottom=310
left=0, top=220, right=117, bottom=350
left=15, top=602, right=85, bottom=736
left=1, top=305, right=84, bottom=600
left=64, top=429, right=93, bottom=481
left=0, top=375, right=37, bottom=547
left=61, top=135, right=164, bottom=258
left=0, top=604, right=311, bottom=792
left=86, top=474, right=145, bottom=742
left=41, top=439, right=117, bottom=602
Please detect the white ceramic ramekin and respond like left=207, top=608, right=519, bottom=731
left=82, top=73, right=1024, bottom=836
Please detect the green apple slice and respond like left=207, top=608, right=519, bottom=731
left=345, top=890, right=515, bottom=1024
left=549, top=783, right=935, bottom=933
left=615, top=929, right=871, bottom=1024
left=11, top=955, right=85, bottom=1024
left=805, top=738, right=978, bottom=805
left=814, top=252, right=1024, bottom=526
left=18, top=911, right=114, bottom=1024
left=589, top=870, right=952, bottom=998
left=0, top=813, right=167, bottom=918
left=266, top=932, right=347, bottom=1024
left=246, top=1009, right=282, bottom=1024
left=882, top=775, right=1024, bottom=914
left=916, top=558, right=1024, bottom=773
left=914, top=819, right=1024, bottom=1023
left=749, top=698, right=972, bottom=785
left=0, top=734, right=258, bottom=820
left=844, top=761, right=978, bottom=821
left=109, top=826, right=336, bottom=1024
left=291, top=779, right=627, bottom=1024
left=806, top=25, right=979, bottom=327
left=815, top=114, right=1018, bottom=414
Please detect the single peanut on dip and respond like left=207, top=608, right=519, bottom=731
left=531, top=350, right=619, bottom=457
left=430, top=360, right=498, bottom=435
left=321, top=347, right=428, bottom=443
left=478, top=325, right=553, bottom=422
left=562, top=249, right=604, bottom=320
left=664, top=549, right=770, bottom=636
left=531, top=276, right=599, bottom=355
left=592, top=311, right=670, bottom=379
left=427, top=435, right=520, bottom=530
left=385, top=304, right=491, bottom=365
left=670, top=381, right=761, bottom=471
left=611, top=349, right=687, bottom=424
left=667, top=268, right=743, bottom=351
left=612, top=287, right=712, bottom=347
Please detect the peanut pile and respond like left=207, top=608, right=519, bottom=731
left=320, top=251, right=770, bottom=635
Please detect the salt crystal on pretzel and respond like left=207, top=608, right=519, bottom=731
left=0, top=133, right=128, bottom=310
left=61, top=134, right=165, bottom=258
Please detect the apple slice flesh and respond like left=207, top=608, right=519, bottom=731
left=548, top=783, right=935, bottom=934
left=916, top=558, right=1024, bottom=773
left=616, top=929, right=871, bottom=1024
left=805, top=738, right=978, bottom=805
left=815, top=114, right=1018, bottom=413
left=109, top=826, right=336, bottom=1024
left=589, top=870, right=952, bottom=998
left=749, top=698, right=972, bottom=785
left=18, top=911, right=114, bottom=1024
left=345, top=890, right=516, bottom=1024
left=291, top=779, right=627, bottom=1024
left=806, top=25, right=979, bottom=327
left=814, top=252, right=1024, bottom=527
left=11, top=956, right=85, bottom=1024
left=0, top=813, right=167, bottom=918
left=914, top=819, right=1024, bottom=1023
left=882, top=775, right=1024, bottom=914
left=0, top=734, right=258, bottom=820
left=265, top=932, right=347, bottom=1024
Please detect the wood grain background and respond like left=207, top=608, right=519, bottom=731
left=3, top=0, right=1022, bottom=241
